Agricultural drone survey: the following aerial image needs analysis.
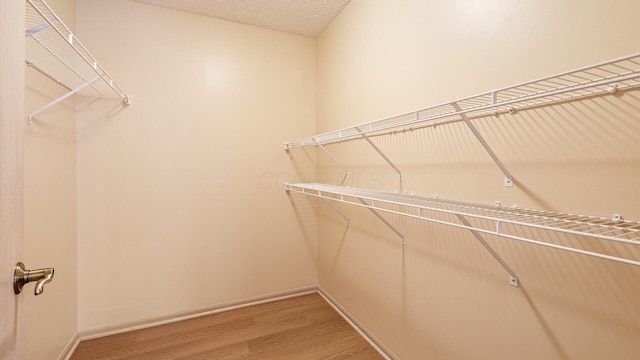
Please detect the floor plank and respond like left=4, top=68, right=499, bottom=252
left=71, top=294, right=384, bottom=360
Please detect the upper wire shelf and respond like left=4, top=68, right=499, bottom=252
left=285, top=183, right=640, bottom=267
left=285, top=53, right=640, bottom=148
left=25, top=0, right=130, bottom=123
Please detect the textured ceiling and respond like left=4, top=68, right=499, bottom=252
left=132, top=0, right=351, bottom=37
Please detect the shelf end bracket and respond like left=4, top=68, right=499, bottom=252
left=357, top=197, right=405, bottom=245
left=317, top=143, right=349, bottom=179
left=355, top=127, right=402, bottom=180
left=321, top=198, right=351, bottom=225
left=456, top=214, right=519, bottom=287
left=451, top=102, right=514, bottom=187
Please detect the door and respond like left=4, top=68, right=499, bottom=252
left=1, top=0, right=25, bottom=359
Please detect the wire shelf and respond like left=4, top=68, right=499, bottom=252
left=285, top=53, right=640, bottom=148
left=25, top=0, right=130, bottom=120
left=286, top=183, right=640, bottom=267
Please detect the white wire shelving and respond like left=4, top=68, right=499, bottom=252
left=284, top=54, right=640, bottom=283
left=285, top=183, right=640, bottom=269
left=284, top=53, right=640, bottom=186
left=285, top=53, right=640, bottom=148
left=25, top=0, right=131, bottom=124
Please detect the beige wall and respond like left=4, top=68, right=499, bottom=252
left=314, top=0, right=640, bottom=359
left=23, top=0, right=78, bottom=359
left=75, top=0, right=317, bottom=332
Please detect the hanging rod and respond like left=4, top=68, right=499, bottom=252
left=284, top=183, right=640, bottom=267
left=25, top=0, right=131, bottom=123
left=284, top=53, right=640, bottom=148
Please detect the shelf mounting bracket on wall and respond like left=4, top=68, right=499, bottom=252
left=355, top=126, right=402, bottom=180
left=451, top=102, right=514, bottom=187
left=455, top=214, right=519, bottom=287
left=317, top=143, right=349, bottom=180
left=357, top=197, right=405, bottom=245
left=321, top=198, right=351, bottom=225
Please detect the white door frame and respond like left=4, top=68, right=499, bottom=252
left=0, top=0, right=26, bottom=359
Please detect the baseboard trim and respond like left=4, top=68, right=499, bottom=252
left=318, top=286, right=398, bottom=360
left=79, top=285, right=318, bottom=341
left=58, top=332, right=79, bottom=360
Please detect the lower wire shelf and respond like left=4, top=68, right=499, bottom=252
left=285, top=183, right=640, bottom=267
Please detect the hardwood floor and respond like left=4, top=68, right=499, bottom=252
left=70, top=294, right=384, bottom=359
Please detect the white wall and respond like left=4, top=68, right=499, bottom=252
left=24, top=0, right=78, bottom=358
left=314, top=0, right=640, bottom=359
left=75, top=0, right=317, bottom=332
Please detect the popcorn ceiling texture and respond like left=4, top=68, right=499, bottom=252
left=132, top=0, right=351, bottom=37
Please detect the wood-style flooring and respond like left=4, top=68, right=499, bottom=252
left=70, top=294, right=384, bottom=359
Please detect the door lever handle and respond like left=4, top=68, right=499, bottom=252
left=14, top=262, right=55, bottom=295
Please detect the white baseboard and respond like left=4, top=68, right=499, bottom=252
left=79, top=285, right=318, bottom=341
left=58, top=333, right=79, bottom=360
left=318, top=286, right=398, bottom=360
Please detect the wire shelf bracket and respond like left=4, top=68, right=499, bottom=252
left=451, top=102, right=514, bottom=187
left=316, top=143, right=349, bottom=179
left=321, top=198, right=351, bottom=225
left=456, top=214, right=519, bottom=287
left=357, top=197, right=405, bottom=245
left=355, top=127, right=403, bottom=180
left=286, top=129, right=402, bottom=182
left=25, top=0, right=131, bottom=124
left=285, top=183, right=640, bottom=269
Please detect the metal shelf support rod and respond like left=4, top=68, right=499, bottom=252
left=317, top=143, right=349, bottom=178
left=355, top=127, right=402, bottom=180
left=456, top=214, right=519, bottom=287
left=357, top=198, right=405, bottom=245
left=28, top=76, right=100, bottom=124
left=321, top=198, right=351, bottom=224
left=452, top=102, right=514, bottom=187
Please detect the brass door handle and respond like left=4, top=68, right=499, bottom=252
left=13, top=262, right=54, bottom=295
